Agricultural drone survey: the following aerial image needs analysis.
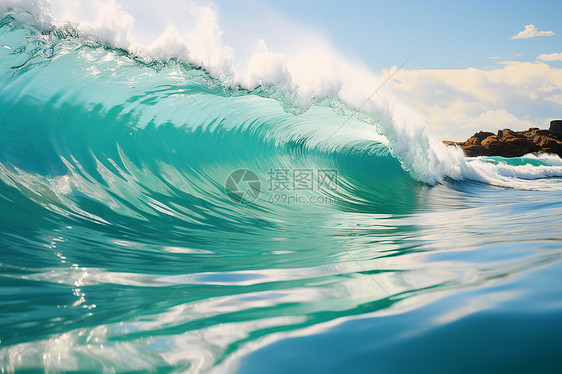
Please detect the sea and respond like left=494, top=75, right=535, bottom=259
left=1, top=4, right=562, bottom=373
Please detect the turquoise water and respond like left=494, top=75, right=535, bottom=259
left=1, top=15, right=562, bottom=373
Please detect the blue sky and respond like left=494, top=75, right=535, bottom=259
left=258, top=0, right=562, bottom=71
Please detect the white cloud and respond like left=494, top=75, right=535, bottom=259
left=385, top=61, right=562, bottom=140
left=422, top=107, right=535, bottom=141
left=511, top=24, right=555, bottom=39
left=537, top=52, right=562, bottom=62
left=545, top=94, right=562, bottom=106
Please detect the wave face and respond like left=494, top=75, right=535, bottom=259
left=1, top=9, right=562, bottom=374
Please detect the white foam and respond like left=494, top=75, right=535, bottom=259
left=463, top=154, right=562, bottom=190
left=519, top=152, right=562, bottom=166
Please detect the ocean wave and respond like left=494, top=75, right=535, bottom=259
left=0, top=2, right=470, bottom=184
left=1, top=6, right=562, bottom=208
left=2, top=5, right=562, bottom=373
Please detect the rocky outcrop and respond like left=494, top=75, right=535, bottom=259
left=551, top=120, right=562, bottom=136
left=444, top=123, right=562, bottom=157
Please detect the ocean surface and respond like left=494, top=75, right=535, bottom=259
left=1, top=9, right=562, bottom=373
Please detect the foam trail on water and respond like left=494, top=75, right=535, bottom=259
left=464, top=154, right=562, bottom=190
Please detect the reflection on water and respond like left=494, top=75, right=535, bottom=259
left=2, top=163, right=562, bottom=372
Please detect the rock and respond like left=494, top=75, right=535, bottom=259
left=473, top=131, right=495, bottom=142
left=533, top=135, right=562, bottom=154
left=462, top=144, right=492, bottom=157
left=443, top=126, right=562, bottom=157
left=525, top=128, right=557, bottom=139
left=481, top=135, right=501, bottom=148
left=481, top=135, right=500, bottom=148
left=550, top=120, right=562, bottom=136
left=465, top=136, right=481, bottom=146
left=501, top=137, right=538, bottom=157
left=498, top=128, right=524, bottom=139
left=480, top=135, right=535, bottom=157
